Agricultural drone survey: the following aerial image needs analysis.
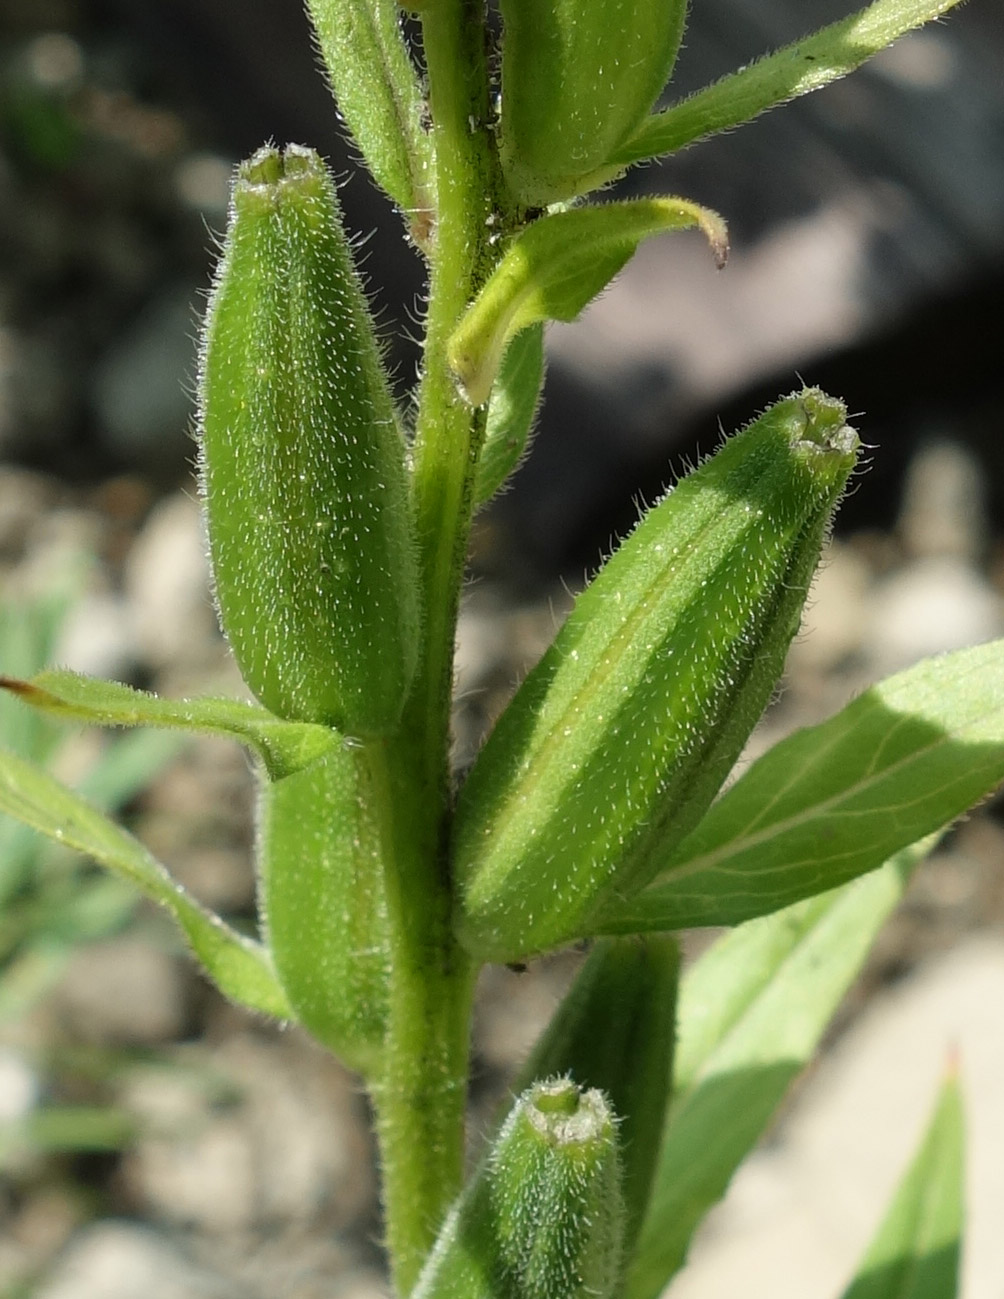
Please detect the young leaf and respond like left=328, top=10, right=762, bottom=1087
left=453, top=390, right=858, bottom=964
left=598, top=639, right=1004, bottom=935
left=625, top=838, right=934, bottom=1299
left=609, top=0, right=966, bottom=170
left=839, top=1072, right=964, bottom=1299
left=474, top=325, right=545, bottom=507
left=413, top=1080, right=624, bottom=1299
left=447, top=198, right=727, bottom=406
left=0, top=669, right=336, bottom=781
left=258, top=741, right=389, bottom=1076
left=305, top=0, right=435, bottom=224
left=514, top=936, right=679, bottom=1258
left=498, top=0, right=688, bottom=206
left=199, top=144, right=420, bottom=736
left=0, top=748, right=291, bottom=1020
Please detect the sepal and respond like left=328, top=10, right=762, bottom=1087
left=448, top=198, right=726, bottom=407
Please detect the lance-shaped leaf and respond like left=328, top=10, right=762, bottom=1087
left=413, top=1080, right=624, bottom=1299
left=448, top=198, right=727, bottom=407
left=258, top=741, right=389, bottom=1076
left=514, top=936, right=678, bottom=1258
left=608, top=0, right=966, bottom=171
left=0, top=748, right=290, bottom=1020
left=305, top=0, right=434, bottom=222
left=625, top=838, right=934, bottom=1299
left=0, top=669, right=336, bottom=781
left=839, top=1072, right=964, bottom=1299
left=453, top=390, right=858, bottom=964
left=597, top=639, right=1004, bottom=936
left=199, top=144, right=420, bottom=736
left=498, top=0, right=688, bottom=206
left=474, top=325, right=545, bottom=507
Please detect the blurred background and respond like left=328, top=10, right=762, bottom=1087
left=1, top=1, right=1003, bottom=1296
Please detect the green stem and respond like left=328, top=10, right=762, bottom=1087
left=369, top=2, right=504, bottom=1293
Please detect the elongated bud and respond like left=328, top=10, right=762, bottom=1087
left=453, top=389, right=860, bottom=962
left=413, top=1080, right=624, bottom=1299
left=198, top=144, right=419, bottom=735
left=499, top=0, right=688, bottom=206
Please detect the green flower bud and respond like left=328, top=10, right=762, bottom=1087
left=413, top=1079, right=624, bottom=1299
left=491, top=1081, right=624, bottom=1299
left=453, top=390, right=860, bottom=963
left=198, top=144, right=420, bottom=735
left=499, top=0, right=689, bottom=207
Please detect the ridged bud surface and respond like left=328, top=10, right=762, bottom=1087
left=199, top=144, right=419, bottom=735
left=453, top=390, right=859, bottom=962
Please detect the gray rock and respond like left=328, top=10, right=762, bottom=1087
left=55, top=936, right=189, bottom=1045
left=37, top=1222, right=241, bottom=1299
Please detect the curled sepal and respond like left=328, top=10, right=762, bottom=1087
left=514, top=937, right=678, bottom=1258
left=447, top=198, right=726, bottom=406
left=305, top=0, right=434, bottom=227
left=258, top=739, right=389, bottom=1076
left=498, top=0, right=688, bottom=206
left=413, top=1080, right=624, bottom=1299
left=453, top=390, right=859, bottom=963
left=0, top=669, right=335, bottom=781
left=474, top=325, right=545, bottom=507
left=0, top=747, right=291, bottom=1020
left=199, top=144, right=420, bottom=736
left=839, top=1071, right=963, bottom=1299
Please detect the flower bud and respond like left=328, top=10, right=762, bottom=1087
left=499, top=0, right=688, bottom=206
left=453, top=390, right=860, bottom=962
left=198, top=144, right=419, bottom=735
left=413, top=1079, right=625, bottom=1299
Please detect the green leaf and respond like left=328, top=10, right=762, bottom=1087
left=199, top=144, right=420, bottom=735
left=447, top=198, right=727, bottom=406
left=305, top=0, right=435, bottom=225
left=599, top=640, right=1004, bottom=935
left=258, top=741, right=389, bottom=1075
left=0, top=669, right=336, bottom=781
left=839, top=1073, right=964, bottom=1299
left=0, top=747, right=291, bottom=1020
left=625, top=838, right=934, bottom=1299
left=498, top=0, right=688, bottom=206
left=514, top=936, right=678, bottom=1258
left=609, top=0, right=966, bottom=170
left=453, top=390, right=857, bottom=963
left=474, top=325, right=545, bottom=506
left=413, top=1080, right=624, bottom=1299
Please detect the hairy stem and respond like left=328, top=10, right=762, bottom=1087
left=371, top=2, right=505, bottom=1291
